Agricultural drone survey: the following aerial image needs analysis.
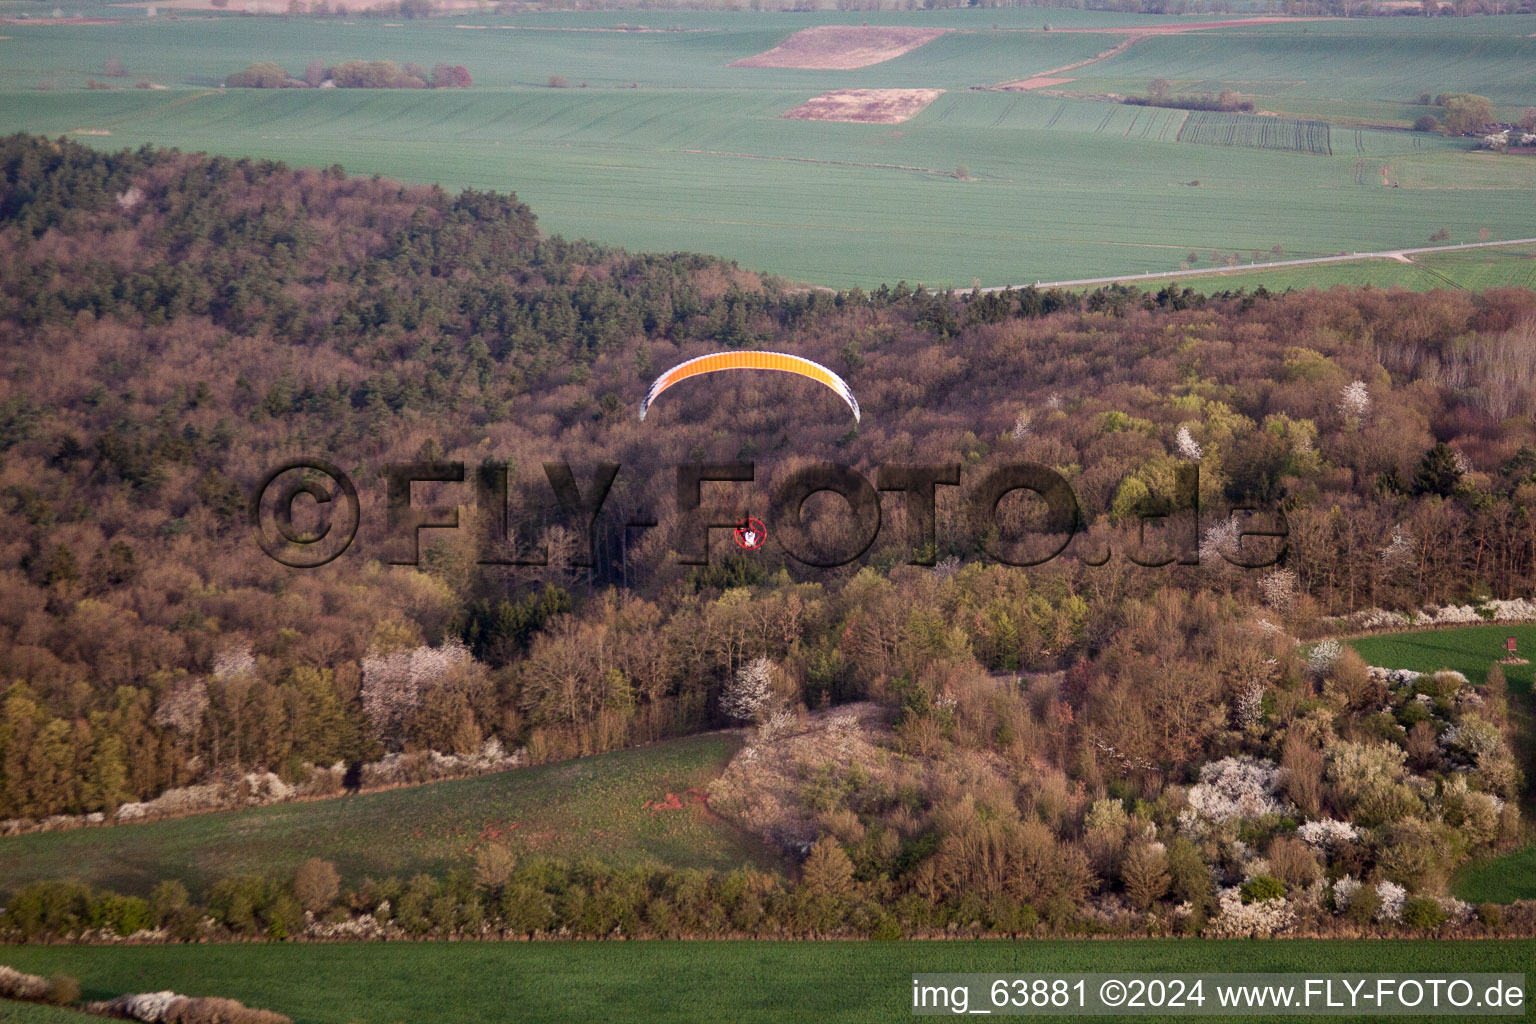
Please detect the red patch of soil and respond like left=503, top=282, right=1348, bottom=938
left=643, top=787, right=709, bottom=813
left=732, top=25, right=949, bottom=70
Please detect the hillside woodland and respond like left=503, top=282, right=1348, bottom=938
left=1, top=134, right=1534, bottom=938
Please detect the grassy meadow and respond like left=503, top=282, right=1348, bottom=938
left=0, top=734, right=772, bottom=898
left=1341, top=624, right=1536, bottom=904
left=1, top=10, right=1534, bottom=286
left=1346, top=623, right=1536, bottom=694
left=1088, top=240, right=1536, bottom=294
left=0, top=1005, right=93, bottom=1023
left=1, top=940, right=1532, bottom=1024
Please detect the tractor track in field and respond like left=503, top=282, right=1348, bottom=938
left=983, top=237, right=1536, bottom=291
left=66, top=88, right=220, bottom=133
left=676, top=148, right=1007, bottom=181
left=987, top=34, right=1143, bottom=91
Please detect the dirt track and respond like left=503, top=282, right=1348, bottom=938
left=990, top=18, right=1337, bottom=91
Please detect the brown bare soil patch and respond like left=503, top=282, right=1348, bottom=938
left=733, top=25, right=949, bottom=71
left=783, top=88, right=944, bottom=125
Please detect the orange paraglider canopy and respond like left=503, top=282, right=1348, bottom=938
left=639, top=351, right=860, bottom=423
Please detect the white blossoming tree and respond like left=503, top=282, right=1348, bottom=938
left=1339, top=380, right=1371, bottom=420
left=721, top=656, right=774, bottom=723
left=1175, top=424, right=1203, bottom=461
left=1378, top=525, right=1415, bottom=575
left=1011, top=410, right=1031, bottom=441
left=1257, top=568, right=1297, bottom=613
left=361, top=638, right=475, bottom=740
left=153, top=677, right=209, bottom=737
left=212, top=644, right=255, bottom=682
left=1307, top=638, right=1342, bottom=675
left=1199, top=514, right=1241, bottom=564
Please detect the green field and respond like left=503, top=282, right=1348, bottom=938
left=0, top=940, right=1530, bottom=1024
left=0, top=734, right=770, bottom=898
left=1071, top=18, right=1536, bottom=111
left=0, top=1005, right=92, bottom=1024
left=1347, top=623, right=1536, bottom=693
left=1457, top=844, right=1536, bottom=905
left=1341, top=624, right=1536, bottom=904
left=1, top=10, right=1534, bottom=286
left=1089, top=242, right=1536, bottom=294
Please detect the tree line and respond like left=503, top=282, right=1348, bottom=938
left=228, top=59, right=471, bottom=89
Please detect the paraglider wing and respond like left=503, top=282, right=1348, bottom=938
left=639, top=351, right=860, bottom=423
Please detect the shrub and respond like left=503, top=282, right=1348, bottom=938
left=91, top=893, right=153, bottom=936
left=264, top=893, right=302, bottom=940
left=1239, top=875, right=1285, bottom=904
left=47, top=974, right=80, bottom=1006
left=431, top=63, right=472, bottom=89
left=1477, top=902, right=1504, bottom=929
left=1375, top=880, right=1407, bottom=922
left=1166, top=837, right=1216, bottom=913
left=164, top=996, right=292, bottom=1024
left=1325, top=741, right=1414, bottom=824
left=1, top=880, right=93, bottom=939
left=331, top=60, right=425, bottom=89
left=1344, top=881, right=1380, bottom=924
left=1401, top=894, right=1448, bottom=931
left=293, top=858, right=340, bottom=915
left=1280, top=736, right=1324, bottom=817
left=1265, top=837, right=1320, bottom=889
left=227, top=62, right=293, bottom=89
left=1325, top=648, right=1379, bottom=709
left=474, top=843, right=517, bottom=894
left=0, top=965, right=51, bottom=1001
left=1413, top=114, right=1441, bottom=132
left=1377, top=819, right=1456, bottom=891
left=149, top=880, right=190, bottom=926
left=1120, top=843, right=1171, bottom=910
left=167, top=905, right=204, bottom=942
left=1441, top=93, right=1493, bottom=135
left=205, top=875, right=268, bottom=935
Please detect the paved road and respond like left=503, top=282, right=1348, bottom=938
left=983, top=237, right=1536, bottom=292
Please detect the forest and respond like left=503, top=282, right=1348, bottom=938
left=0, top=134, right=1533, bottom=937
